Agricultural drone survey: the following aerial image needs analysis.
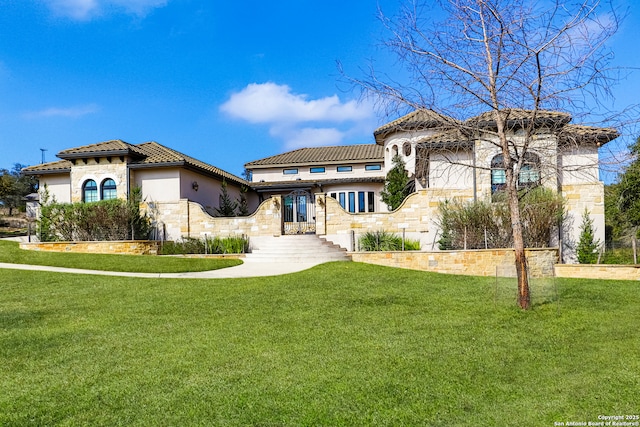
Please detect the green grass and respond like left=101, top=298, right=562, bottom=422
left=1, top=263, right=638, bottom=426
left=0, top=240, right=242, bottom=273
left=600, top=247, right=637, bottom=264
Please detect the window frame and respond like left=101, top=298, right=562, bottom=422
left=283, top=168, right=299, bottom=175
left=100, top=178, right=117, bottom=200
left=365, top=164, right=382, bottom=171
left=490, top=153, right=541, bottom=194
left=336, top=166, right=352, bottom=173
left=310, top=167, right=326, bottom=174
left=82, top=179, right=98, bottom=202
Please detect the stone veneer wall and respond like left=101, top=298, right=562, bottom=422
left=316, top=189, right=474, bottom=250
left=351, top=248, right=558, bottom=278
left=145, top=197, right=283, bottom=241
left=20, top=240, right=159, bottom=255
left=554, top=264, right=640, bottom=281
left=561, top=182, right=605, bottom=262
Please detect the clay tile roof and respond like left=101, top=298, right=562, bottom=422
left=57, top=139, right=146, bottom=159
left=131, top=141, right=247, bottom=185
left=22, top=160, right=73, bottom=175
left=245, top=144, right=383, bottom=168
left=558, top=124, right=619, bottom=146
left=373, top=109, right=458, bottom=144
left=415, top=129, right=474, bottom=149
left=465, top=109, right=572, bottom=128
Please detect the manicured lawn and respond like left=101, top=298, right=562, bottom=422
left=0, top=241, right=242, bottom=273
left=1, top=263, right=638, bottom=426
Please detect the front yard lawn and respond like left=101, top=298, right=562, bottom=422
left=1, top=263, right=638, bottom=426
left=0, top=240, right=242, bottom=273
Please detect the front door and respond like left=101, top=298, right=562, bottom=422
left=282, top=190, right=316, bottom=234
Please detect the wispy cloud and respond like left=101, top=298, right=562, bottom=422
left=23, top=104, right=100, bottom=119
left=43, top=0, right=168, bottom=20
left=220, top=82, right=376, bottom=149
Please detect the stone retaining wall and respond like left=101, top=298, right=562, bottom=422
left=554, top=264, right=640, bottom=281
left=351, top=248, right=559, bottom=278
left=316, top=189, right=474, bottom=250
left=145, top=197, right=282, bottom=241
left=20, top=240, right=159, bottom=255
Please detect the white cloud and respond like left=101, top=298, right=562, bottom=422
left=44, top=0, right=168, bottom=20
left=276, top=127, right=346, bottom=150
left=220, top=82, right=376, bottom=149
left=23, top=104, right=100, bottom=119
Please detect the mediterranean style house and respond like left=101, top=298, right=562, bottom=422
left=22, top=140, right=257, bottom=238
left=24, top=109, right=617, bottom=262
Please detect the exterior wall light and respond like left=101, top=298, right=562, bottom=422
left=192, top=181, right=199, bottom=191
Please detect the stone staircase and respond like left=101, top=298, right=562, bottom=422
left=246, top=235, right=351, bottom=263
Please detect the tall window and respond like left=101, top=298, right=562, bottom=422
left=338, top=192, right=346, bottom=209
left=101, top=178, right=117, bottom=200
left=83, top=179, right=98, bottom=202
left=348, top=192, right=356, bottom=213
left=358, top=192, right=366, bottom=212
left=491, top=155, right=507, bottom=194
left=519, top=153, right=541, bottom=188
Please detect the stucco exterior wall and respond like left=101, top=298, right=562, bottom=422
left=558, top=145, right=600, bottom=184
left=252, top=162, right=384, bottom=182
left=39, top=174, right=72, bottom=204
left=134, top=168, right=181, bottom=202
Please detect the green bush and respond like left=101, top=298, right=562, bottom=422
left=359, top=230, right=421, bottom=251
left=437, top=187, right=565, bottom=250
left=160, top=235, right=249, bottom=255
left=577, top=208, right=600, bottom=264
left=37, top=187, right=150, bottom=242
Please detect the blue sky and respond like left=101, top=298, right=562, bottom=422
left=1, top=1, right=638, bottom=181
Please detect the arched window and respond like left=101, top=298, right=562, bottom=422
left=403, top=142, right=412, bottom=156
left=101, top=178, right=117, bottom=200
left=491, top=153, right=541, bottom=194
left=83, top=180, right=98, bottom=202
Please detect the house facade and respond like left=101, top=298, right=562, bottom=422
left=23, top=140, right=257, bottom=239
left=244, top=144, right=386, bottom=234
left=23, top=109, right=616, bottom=262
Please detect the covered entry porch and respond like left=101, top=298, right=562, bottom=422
left=251, top=181, right=321, bottom=235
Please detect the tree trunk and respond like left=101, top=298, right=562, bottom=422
left=508, top=182, right=531, bottom=310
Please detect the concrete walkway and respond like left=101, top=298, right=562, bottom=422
left=0, top=236, right=326, bottom=279
left=0, top=259, right=323, bottom=279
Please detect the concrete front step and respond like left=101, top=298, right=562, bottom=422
left=247, top=235, right=350, bottom=263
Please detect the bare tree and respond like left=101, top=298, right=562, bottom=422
left=349, top=0, right=625, bottom=309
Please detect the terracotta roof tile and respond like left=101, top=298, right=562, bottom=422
left=558, top=124, right=619, bottom=145
left=465, top=109, right=572, bottom=128
left=23, top=140, right=247, bottom=185
left=22, top=160, right=72, bottom=175
left=373, top=109, right=457, bottom=144
left=57, top=139, right=146, bottom=159
left=130, top=142, right=247, bottom=185
left=245, top=144, right=383, bottom=168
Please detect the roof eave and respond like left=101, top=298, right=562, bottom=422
left=58, top=149, right=141, bottom=160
